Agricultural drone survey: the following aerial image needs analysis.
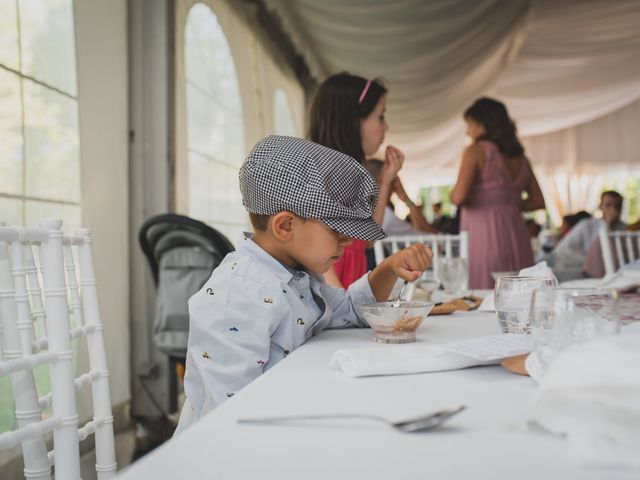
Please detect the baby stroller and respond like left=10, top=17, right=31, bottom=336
left=139, top=213, right=234, bottom=412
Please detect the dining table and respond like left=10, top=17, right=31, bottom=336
left=118, top=299, right=637, bottom=479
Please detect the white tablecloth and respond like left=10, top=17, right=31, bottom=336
left=118, top=311, right=637, bottom=479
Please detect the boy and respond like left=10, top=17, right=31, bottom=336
left=177, top=135, right=432, bottom=431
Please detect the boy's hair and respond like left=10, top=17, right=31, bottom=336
left=308, top=73, right=387, bottom=164
left=249, top=212, right=271, bottom=231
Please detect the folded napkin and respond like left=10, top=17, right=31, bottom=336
left=329, top=334, right=533, bottom=377
left=479, top=261, right=558, bottom=311
left=529, top=333, right=640, bottom=468
left=561, top=269, right=640, bottom=291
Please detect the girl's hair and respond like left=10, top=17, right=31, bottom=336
left=464, top=97, right=524, bottom=157
left=308, top=72, right=387, bottom=164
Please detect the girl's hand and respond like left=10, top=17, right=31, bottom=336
left=385, top=243, right=433, bottom=282
left=379, top=145, right=404, bottom=185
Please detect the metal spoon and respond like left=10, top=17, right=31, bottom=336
left=238, top=405, right=466, bottom=433
left=392, top=280, right=408, bottom=307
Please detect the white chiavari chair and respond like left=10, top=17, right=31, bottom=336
left=598, top=226, right=640, bottom=276
left=0, top=219, right=116, bottom=479
left=373, top=232, right=469, bottom=280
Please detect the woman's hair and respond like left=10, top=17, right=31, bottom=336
left=308, top=72, right=387, bottom=164
left=464, top=97, right=524, bottom=157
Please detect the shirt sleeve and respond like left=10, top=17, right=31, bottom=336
left=322, top=272, right=376, bottom=329
left=382, top=206, right=425, bottom=236
left=554, top=219, right=591, bottom=255
left=184, top=273, right=284, bottom=418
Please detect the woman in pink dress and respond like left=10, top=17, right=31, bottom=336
left=450, top=97, right=545, bottom=289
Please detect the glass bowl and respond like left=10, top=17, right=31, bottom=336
left=357, top=301, right=434, bottom=343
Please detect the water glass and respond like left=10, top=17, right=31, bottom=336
left=436, top=257, right=468, bottom=296
left=530, top=288, right=620, bottom=372
left=494, top=276, right=556, bottom=334
left=415, top=272, right=440, bottom=301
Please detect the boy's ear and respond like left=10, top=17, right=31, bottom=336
left=270, top=211, right=296, bottom=241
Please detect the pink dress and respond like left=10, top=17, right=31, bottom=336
left=460, top=141, right=534, bottom=289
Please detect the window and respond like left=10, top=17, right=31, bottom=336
left=273, top=89, right=297, bottom=136
left=0, top=0, right=80, bottom=433
left=184, top=3, right=246, bottom=240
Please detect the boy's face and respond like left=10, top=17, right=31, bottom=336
left=290, top=218, right=354, bottom=274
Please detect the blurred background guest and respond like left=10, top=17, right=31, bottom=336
left=553, top=191, right=625, bottom=280
left=558, top=210, right=592, bottom=242
left=365, top=159, right=439, bottom=236
left=450, top=97, right=545, bottom=288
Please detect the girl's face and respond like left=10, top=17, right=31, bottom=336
left=360, top=95, right=389, bottom=157
left=465, top=118, right=486, bottom=141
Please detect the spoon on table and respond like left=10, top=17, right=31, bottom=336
left=391, top=280, right=408, bottom=307
left=238, top=405, right=466, bottom=433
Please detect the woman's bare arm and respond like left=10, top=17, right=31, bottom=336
left=521, top=161, right=546, bottom=212
left=450, top=144, right=483, bottom=206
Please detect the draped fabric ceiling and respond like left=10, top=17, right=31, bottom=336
left=263, top=0, right=640, bottom=221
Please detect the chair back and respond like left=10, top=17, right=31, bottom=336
left=598, top=226, right=640, bottom=275
left=0, top=219, right=116, bottom=479
left=373, top=232, right=469, bottom=280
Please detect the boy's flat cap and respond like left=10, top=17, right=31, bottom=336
left=239, top=135, right=386, bottom=241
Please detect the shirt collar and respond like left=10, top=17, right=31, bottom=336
left=237, top=233, right=305, bottom=284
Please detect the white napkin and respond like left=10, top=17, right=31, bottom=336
left=518, top=261, right=558, bottom=284
left=479, top=261, right=558, bottom=311
left=329, top=334, right=533, bottom=377
left=529, top=333, right=640, bottom=468
left=562, top=269, right=640, bottom=290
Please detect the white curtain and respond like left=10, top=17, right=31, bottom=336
left=263, top=0, right=640, bottom=205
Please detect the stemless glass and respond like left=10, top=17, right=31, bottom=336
left=494, top=276, right=557, bottom=334
left=530, top=288, right=620, bottom=372
left=436, top=257, right=468, bottom=296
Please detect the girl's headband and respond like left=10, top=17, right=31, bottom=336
left=358, top=79, right=372, bottom=104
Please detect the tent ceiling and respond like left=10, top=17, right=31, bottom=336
left=263, top=0, right=640, bottom=182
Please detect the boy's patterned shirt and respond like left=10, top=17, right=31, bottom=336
left=182, top=235, right=375, bottom=425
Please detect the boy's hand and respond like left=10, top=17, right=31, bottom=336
left=368, top=243, right=433, bottom=301
left=386, top=243, right=433, bottom=282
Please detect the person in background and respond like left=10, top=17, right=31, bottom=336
left=309, top=72, right=404, bottom=288
left=450, top=97, right=545, bottom=289
left=560, top=191, right=627, bottom=278
left=554, top=191, right=625, bottom=264
left=431, top=202, right=452, bottom=232
left=557, top=210, right=592, bottom=242
left=364, top=159, right=439, bottom=236
left=525, top=218, right=542, bottom=257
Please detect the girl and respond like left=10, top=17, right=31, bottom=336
left=309, top=73, right=404, bottom=288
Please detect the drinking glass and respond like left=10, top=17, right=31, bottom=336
left=436, top=257, right=468, bottom=296
left=530, top=288, right=620, bottom=372
left=494, top=276, right=556, bottom=334
left=415, top=271, right=440, bottom=302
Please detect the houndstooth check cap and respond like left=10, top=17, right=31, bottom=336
left=239, top=135, right=386, bottom=240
